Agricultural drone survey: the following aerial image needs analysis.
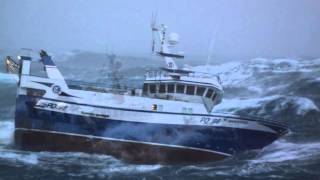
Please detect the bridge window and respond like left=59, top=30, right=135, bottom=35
left=212, top=92, right=217, bottom=101
left=149, top=84, right=156, bottom=93
left=167, top=84, right=175, bottom=93
left=159, top=84, right=166, bottom=93
left=206, top=89, right=214, bottom=98
left=186, top=85, right=195, bottom=95
left=177, top=84, right=185, bottom=93
left=196, top=87, right=205, bottom=96
left=143, top=84, right=148, bottom=92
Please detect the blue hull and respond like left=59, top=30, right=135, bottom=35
left=14, top=95, right=288, bottom=164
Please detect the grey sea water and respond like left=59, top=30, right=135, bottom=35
left=0, top=52, right=319, bottom=180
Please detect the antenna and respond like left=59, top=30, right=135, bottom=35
left=149, top=15, right=182, bottom=70
left=206, top=31, right=215, bottom=66
left=151, top=12, right=158, bottom=53
left=151, top=12, right=158, bottom=31
left=206, top=25, right=219, bottom=67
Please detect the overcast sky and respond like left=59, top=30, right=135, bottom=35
left=0, top=0, right=319, bottom=59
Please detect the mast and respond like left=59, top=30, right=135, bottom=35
left=151, top=15, right=184, bottom=70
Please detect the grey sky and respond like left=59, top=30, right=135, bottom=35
left=0, top=0, right=319, bottom=59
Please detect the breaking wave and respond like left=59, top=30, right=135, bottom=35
left=0, top=120, right=14, bottom=146
left=0, top=72, right=18, bottom=84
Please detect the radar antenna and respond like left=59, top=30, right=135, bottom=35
left=151, top=12, right=158, bottom=53
left=150, top=16, right=184, bottom=70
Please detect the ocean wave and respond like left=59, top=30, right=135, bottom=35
left=215, top=95, right=319, bottom=120
left=0, top=147, right=163, bottom=178
left=173, top=140, right=320, bottom=179
left=0, top=120, right=14, bottom=145
left=0, top=73, right=18, bottom=84
left=18, top=151, right=161, bottom=178
left=192, top=58, right=320, bottom=89
left=231, top=140, right=320, bottom=177
left=213, top=95, right=281, bottom=113
left=0, top=149, right=39, bottom=165
left=251, top=140, right=320, bottom=164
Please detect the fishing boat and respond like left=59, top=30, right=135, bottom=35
left=4, top=22, right=288, bottom=164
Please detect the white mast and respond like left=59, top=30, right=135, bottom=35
left=151, top=15, right=183, bottom=70
left=206, top=26, right=219, bottom=67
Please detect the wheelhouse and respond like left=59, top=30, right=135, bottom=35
left=142, top=69, right=223, bottom=112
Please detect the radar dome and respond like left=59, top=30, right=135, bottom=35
left=168, top=32, right=179, bottom=45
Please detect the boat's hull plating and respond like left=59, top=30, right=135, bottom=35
left=15, top=128, right=228, bottom=164
left=14, top=95, right=288, bottom=164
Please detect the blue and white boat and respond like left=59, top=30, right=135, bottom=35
left=5, top=22, right=288, bottom=164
